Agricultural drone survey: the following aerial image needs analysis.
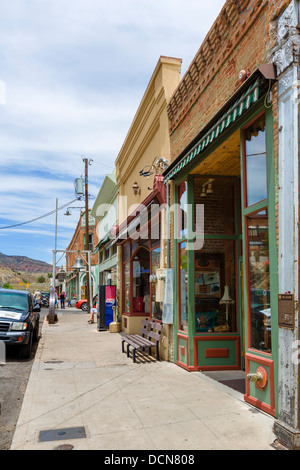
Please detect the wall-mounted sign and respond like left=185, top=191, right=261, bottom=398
left=278, top=293, right=295, bottom=329
left=81, top=212, right=96, bottom=227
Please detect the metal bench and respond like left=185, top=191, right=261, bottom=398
left=121, top=318, right=163, bottom=363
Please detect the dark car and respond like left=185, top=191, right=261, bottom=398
left=0, top=288, right=40, bottom=358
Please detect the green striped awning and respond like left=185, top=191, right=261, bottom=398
left=164, top=78, right=260, bottom=182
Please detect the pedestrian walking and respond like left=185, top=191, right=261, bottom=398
left=34, top=289, right=41, bottom=306
left=55, top=291, right=58, bottom=308
left=60, top=292, right=65, bottom=309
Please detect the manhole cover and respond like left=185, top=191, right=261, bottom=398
left=39, top=426, right=86, bottom=442
left=54, top=444, right=74, bottom=450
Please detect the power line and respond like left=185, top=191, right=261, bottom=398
left=90, top=158, right=114, bottom=170
left=0, top=198, right=79, bottom=230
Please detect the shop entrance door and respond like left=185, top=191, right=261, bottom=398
left=241, top=111, right=277, bottom=417
left=81, top=286, right=87, bottom=299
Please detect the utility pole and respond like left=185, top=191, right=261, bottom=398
left=49, top=198, right=58, bottom=324
left=84, top=158, right=91, bottom=316
left=52, top=198, right=58, bottom=284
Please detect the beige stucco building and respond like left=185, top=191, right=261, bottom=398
left=114, top=56, right=182, bottom=360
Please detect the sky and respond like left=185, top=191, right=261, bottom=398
left=0, top=0, right=225, bottom=266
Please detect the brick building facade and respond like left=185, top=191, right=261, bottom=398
left=163, top=0, right=300, bottom=449
left=65, top=211, right=98, bottom=301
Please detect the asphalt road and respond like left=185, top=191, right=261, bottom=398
left=0, top=308, right=47, bottom=450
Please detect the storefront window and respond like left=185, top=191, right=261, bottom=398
left=244, top=114, right=267, bottom=207
left=124, top=263, right=130, bottom=312
left=247, top=210, right=271, bottom=352
left=151, top=247, right=162, bottom=320
left=132, top=247, right=150, bottom=313
left=194, top=240, right=236, bottom=333
left=179, top=241, right=188, bottom=331
left=121, top=208, right=162, bottom=318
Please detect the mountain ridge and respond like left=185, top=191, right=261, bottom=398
left=0, top=252, right=52, bottom=273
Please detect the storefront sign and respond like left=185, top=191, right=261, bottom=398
left=278, top=293, right=295, bottom=329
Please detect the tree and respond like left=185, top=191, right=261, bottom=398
left=2, top=282, right=13, bottom=289
left=38, top=276, right=46, bottom=283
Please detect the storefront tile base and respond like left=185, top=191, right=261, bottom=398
left=192, top=335, right=241, bottom=371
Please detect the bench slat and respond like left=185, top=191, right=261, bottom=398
left=121, top=319, right=163, bottom=363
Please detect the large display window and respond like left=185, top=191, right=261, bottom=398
left=194, top=240, right=237, bottom=333
left=178, top=240, right=188, bottom=331
left=121, top=208, right=162, bottom=320
left=244, top=114, right=267, bottom=207
left=242, top=112, right=272, bottom=354
left=246, top=209, right=270, bottom=352
left=192, top=176, right=238, bottom=334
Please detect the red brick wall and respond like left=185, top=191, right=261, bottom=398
left=66, top=219, right=98, bottom=272
left=168, top=0, right=290, bottom=161
left=167, top=0, right=291, bottom=256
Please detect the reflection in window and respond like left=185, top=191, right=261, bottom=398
left=245, top=114, right=267, bottom=207
left=179, top=241, right=188, bottom=331
left=247, top=210, right=271, bottom=352
left=178, top=181, right=187, bottom=238
left=132, top=247, right=150, bottom=313
left=194, top=240, right=236, bottom=333
left=151, top=247, right=162, bottom=320
left=193, top=177, right=235, bottom=235
left=124, top=263, right=130, bottom=312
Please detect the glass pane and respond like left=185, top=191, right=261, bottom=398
left=245, top=115, right=267, bottom=206
left=124, top=263, right=130, bottom=312
left=194, top=177, right=235, bottom=235
left=0, top=292, right=28, bottom=311
left=123, top=243, right=131, bottom=262
left=150, top=205, right=160, bottom=245
left=247, top=210, right=271, bottom=352
left=178, top=181, right=187, bottom=238
left=179, top=241, right=188, bottom=331
left=151, top=247, right=162, bottom=321
left=195, top=239, right=236, bottom=333
left=132, top=247, right=150, bottom=313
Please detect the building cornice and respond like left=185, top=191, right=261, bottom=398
left=167, top=0, right=268, bottom=133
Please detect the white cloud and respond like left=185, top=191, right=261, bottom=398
left=0, top=0, right=226, bottom=262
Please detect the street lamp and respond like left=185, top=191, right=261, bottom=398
left=64, top=206, right=85, bottom=216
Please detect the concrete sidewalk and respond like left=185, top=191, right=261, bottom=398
left=11, top=309, right=276, bottom=450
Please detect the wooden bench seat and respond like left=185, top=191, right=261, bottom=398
left=121, top=319, right=163, bottom=363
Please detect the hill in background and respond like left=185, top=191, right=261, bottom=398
left=0, top=252, right=53, bottom=291
left=0, top=252, right=52, bottom=273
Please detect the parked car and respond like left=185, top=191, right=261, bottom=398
left=76, top=295, right=98, bottom=312
left=0, top=288, right=40, bottom=358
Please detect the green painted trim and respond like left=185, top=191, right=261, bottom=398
left=164, top=79, right=261, bottom=183
left=196, top=338, right=239, bottom=367
left=243, top=200, right=268, bottom=216
left=241, top=105, right=279, bottom=417
left=187, top=175, right=195, bottom=367
left=201, top=234, right=239, bottom=240
left=170, top=96, right=267, bottom=185
left=173, top=182, right=179, bottom=363
left=265, top=106, right=278, bottom=416
left=98, top=254, right=118, bottom=273
left=248, top=360, right=272, bottom=406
